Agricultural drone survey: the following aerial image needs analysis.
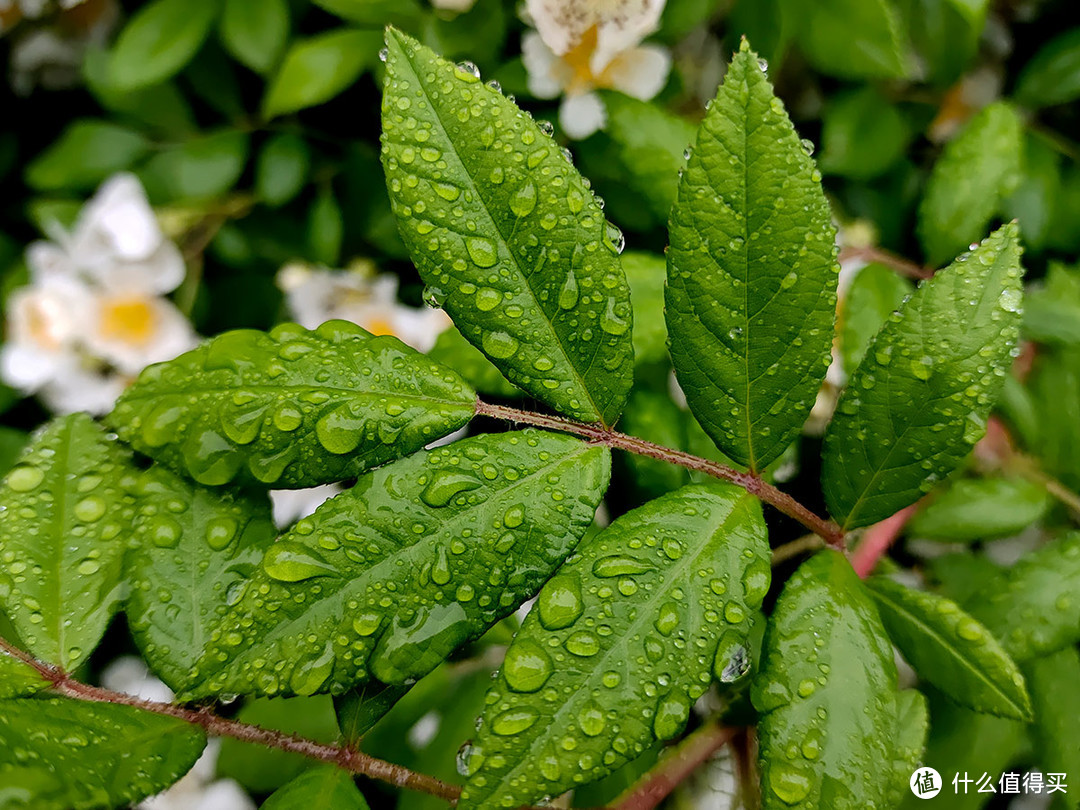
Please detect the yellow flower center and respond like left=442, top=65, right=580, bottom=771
left=562, top=25, right=618, bottom=94
left=364, top=317, right=397, bottom=337
left=100, top=296, right=157, bottom=346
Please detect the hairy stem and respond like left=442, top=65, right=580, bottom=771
left=475, top=400, right=845, bottom=548
left=837, top=245, right=933, bottom=280
left=0, top=637, right=461, bottom=802
left=612, top=721, right=741, bottom=810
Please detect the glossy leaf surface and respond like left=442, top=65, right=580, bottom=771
left=866, top=577, right=1031, bottom=719
left=459, top=484, right=770, bottom=809
left=0, top=414, right=135, bottom=670
left=1026, top=646, right=1080, bottom=801
left=109, top=321, right=476, bottom=488
left=262, top=765, right=370, bottom=810
left=823, top=225, right=1023, bottom=529
left=884, top=690, right=930, bottom=807
left=190, top=430, right=610, bottom=698
left=906, top=475, right=1050, bottom=542
left=0, top=698, right=206, bottom=810
left=0, top=648, right=47, bottom=698
left=381, top=29, right=633, bottom=426
left=667, top=40, right=838, bottom=471
left=108, top=0, right=219, bottom=91
left=752, top=551, right=898, bottom=810
left=263, top=30, right=382, bottom=118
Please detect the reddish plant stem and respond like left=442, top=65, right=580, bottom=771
left=850, top=504, right=919, bottom=578
left=0, top=636, right=461, bottom=802
left=612, top=721, right=741, bottom=810
left=837, top=245, right=933, bottom=280
left=475, top=400, right=845, bottom=548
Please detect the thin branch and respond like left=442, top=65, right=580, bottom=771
left=771, top=534, right=825, bottom=566
left=0, top=637, right=461, bottom=803
left=475, top=400, right=845, bottom=548
left=612, top=721, right=741, bottom=810
left=837, top=246, right=933, bottom=280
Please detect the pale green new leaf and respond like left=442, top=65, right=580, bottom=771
left=0, top=648, right=47, bottom=698
left=966, top=532, right=1080, bottom=663
left=1026, top=647, right=1080, bottom=805
left=0, top=698, right=206, bottom=810
left=866, top=577, right=1031, bottom=719
left=667, top=40, right=838, bottom=472
left=917, top=102, right=1023, bottom=266
left=262, top=765, right=370, bottom=810
left=752, top=551, right=898, bottom=810
left=381, top=29, right=633, bottom=426
left=108, top=321, right=476, bottom=488
left=823, top=225, right=1023, bottom=529
left=0, top=414, right=136, bottom=670
left=782, top=0, right=910, bottom=79
left=108, top=0, right=219, bottom=91
left=189, top=430, right=610, bottom=698
left=124, top=466, right=277, bottom=692
left=219, top=0, right=289, bottom=74
left=263, top=30, right=382, bottom=119
left=458, top=485, right=770, bottom=809
left=906, top=475, right=1050, bottom=542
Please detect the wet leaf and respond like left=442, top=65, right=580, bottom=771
left=667, top=40, right=838, bottom=472
left=906, top=475, right=1050, bottom=542
left=0, top=698, right=206, bottom=810
left=124, top=466, right=277, bottom=692
left=1026, top=647, right=1080, bottom=806
left=966, top=532, right=1080, bottom=663
left=381, top=28, right=633, bottom=426
left=0, top=414, right=136, bottom=671
left=109, top=321, right=476, bottom=489
left=917, top=102, right=1023, bottom=266
left=262, top=765, right=369, bottom=810
left=189, top=430, right=610, bottom=698
left=458, top=484, right=770, bottom=809
left=866, top=577, right=1031, bottom=719
left=884, top=690, right=930, bottom=808
left=839, top=263, right=914, bottom=374
left=428, top=326, right=519, bottom=398
left=823, top=224, right=1023, bottom=529
left=752, top=551, right=898, bottom=810
left=0, top=647, right=47, bottom=698
left=108, top=0, right=219, bottom=91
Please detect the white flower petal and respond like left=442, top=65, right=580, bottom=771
left=270, top=484, right=343, bottom=529
left=430, top=0, right=476, bottom=11
left=388, top=307, right=451, bottom=352
left=83, top=293, right=197, bottom=375
left=606, top=43, right=671, bottom=100
left=526, top=0, right=665, bottom=68
left=0, top=342, right=66, bottom=391
left=522, top=31, right=565, bottom=98
left=26, top=241, right=78, bottom=285
left=559, top=91, right=607, bottom=140
left=78, top=173, right=162, bottom=262
left=38, top=366, right=126, bottom=415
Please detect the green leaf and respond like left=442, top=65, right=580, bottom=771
left=599, top=92, right=696, bottom=221
left=427, top=326, right=519, bottom=398
left=0, top=698, right=206, bottom=810
left=189, top=430, right=610, bottom=698
left=819, top=88, right=913, bottom=180
left=262, top=765, right=369, bottom=810
left=1015, top=27, right=1080, bottom=108
left=839, top=263, right=914, bottom=374
left=752, top=551, right=898, bottom=810
left=217, top=695, right=339, bottom=793
left=822, top=224, right=1023, bottom=529
left=906, top=475, right=1050, bottom=541
left=666, top=40, right=838, bottom=472
left=901, top=0, right=981, bottom=86
left=108, top=321, right=476, bottom=488
left=308, top=186, right=344, bottom=266
left=263, top=30, right=382, bottom=119
left=622, top=252, right=669, bottom=367
left=334, top=681, right=411, bottom=746
left=257, top=133, right=311, bottom=207
left=139, top=131, right=250, bottom=203
left=0, top=648, right=47, bottom=698
left=0, top=414, right=136, bottom=670
left=866, top=577, right=1031, bottom=719
left=0, top=426, right=28, bottom=477
left=1029, top=347, right=1080, bottom=490
left=782, top=0, right=910, bottom=78
left=966, top=532, right=1080, bottom=663
left=219, top=0, right=289, bottom=74
left=310, top=0, right=423, bottom=26
left=1024, top=261, right=1080, bottom=346
left=381, top=28, right=633, bottom=426
left=884, top=690, right=930, bottom=808
left=25, top=120, right=151, bottom=192
left=1026, top=647, right=1080, bottom=809
left=458, top=484, right=770, bottom=809
left=1003, top=134, right=1061, bottom=252
left=108, top=0, right=219, bottom=91
left=124, top=466, right=276, bottom=691
left=916, top=102, right=1023, bottom=266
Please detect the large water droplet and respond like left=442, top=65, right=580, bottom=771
left=769, top=761, right=812, bottom=804
left=263, top=542, right=338, bottom=582
left=592, top=555, right=653, bottom=577
left=510, top=180, right=538, bottom=217
left=503, top=639, right=553, bottom=692
left=538, top=575, right=583, bottom=629
left=482, top=330, right=519, bottom=359
left=6, top=466, right=43, bottom=492
left=653, top=692, right=690, bottom=740
left=558, top=269, right=579, bottom=310
left=492, top=707, right=539, bottom=735
left=420, top=469, right=482, bottom=507
left=466, top=236, right=498, bottom=268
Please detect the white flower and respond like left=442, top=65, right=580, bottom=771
left=430, top=0, right=476, bottom=13
left=277, top=262, right=450, bottom=352
left=522, top=0, right=671, bottom=139
left=0, top=173, right=197, bottom=414
left=4, top=0, right=116, bottom=94
left=270, top=483, right=343, bottom=529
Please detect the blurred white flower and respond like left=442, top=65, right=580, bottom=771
left=522, top=0, right=671, bottom=139
left=270, top=483, right=343, bottom=529
left=277, top=262, right=450, bottom=352
left=430, top=0, right=476, bottom=12
left=1, top=173, right=197, bottom=414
